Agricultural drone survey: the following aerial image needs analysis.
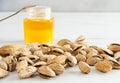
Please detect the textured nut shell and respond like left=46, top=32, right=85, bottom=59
left=75, top=35, right=86, bottom=43
left=67, top=54, right=77, bottom=66
left=52, top=48, right=64, bottom=56
left=33, top=61, right=47, bottom=67
left=95, top=60, right=112, bottom=73
left=48, top=63, right=65, bottom=74
left=76, top=54, right=86, bottom=62
left=40, top=44, right=51, bottom=54
left=16, top=60, right=28, bottom=72
left=19, top=57, right=34, bottom=65
left=25, top=55, right=39, bottom=62
left=86, top=56, right=102, bottom=66
left=108, top=43, right=120, bottom=52
left=5, top=56, right=17, bottom=72
left=0, top=68, right=9, bottom=78
left=73, top=46, right=83, bottom=55
left=78, top=61, right=91, bottom=74
left=26, top=43, right=40, bottom=52
left=18, top=66, right=37, bottom=79
left=63, top=44, right=73, bottom=52
left=90, top=45, right=104, bottom=54
left=0, top=61, right=8, bottom=70
left=86, top=48, right=98, bottom=58
left=57, top=39, right=72, bottom=46
left=0, top=44, right=24, bottom=56
left=111, top=61, right=120, bottom=69
left=19, top=48, right=32, bottom=56
left=102, top=48, right=113, bottom=56
left=57, top=39, right=75, bottom=49
left=33, top=50, right=44, bottom=58
left=114, top=52, right=120, bottom=59
left=47, top=55, right=67, bottom=65
left=46, top=55, right=56, bottom=62
left=38, top=66, right=56, bottom=77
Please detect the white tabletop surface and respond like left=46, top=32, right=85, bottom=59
left=1, top=12, right=120, bottom=83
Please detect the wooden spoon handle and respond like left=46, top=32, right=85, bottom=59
left=0, top=5, right=36, bottom=22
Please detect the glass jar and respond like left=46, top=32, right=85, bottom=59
left=24, top=6, right=54, bottom=43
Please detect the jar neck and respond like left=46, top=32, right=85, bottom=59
left=25, top=6, right=52, bottom=20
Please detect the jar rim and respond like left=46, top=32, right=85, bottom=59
left=25, top=5, right=52, bottom=20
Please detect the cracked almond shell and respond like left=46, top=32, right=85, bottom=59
left=38, top=66, right=56, bottom=77
left=0, top=68, right=9, bottom=78
left=75, top=35, right=86, bottom=43
left=78, top=61, right=91, bottom=74
left=47, top=55, right=67, bottom=65
left=76, top=54, right=86, bottom=62
left=5, top=56, right=17, bottom=72
left=33, top=61, right=47, bottom=67
left=18, top=66, right=37, bottom=79
left=16, top=60, right=28, bottom=72
left=67, top=54, right=77, bottom=66
left=48, top=63, right=65, bottom=74
left=86, top=56, right=102, bottom=66
left=95, top=60, right=112, bottom=73
left=108, top=43, right=120, bottom=52
left=0, top=44, right=24, bottom=56
left=0, top=61, right=8, bottom=70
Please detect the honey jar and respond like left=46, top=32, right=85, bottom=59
left=24, top=6, right=54, bottom=43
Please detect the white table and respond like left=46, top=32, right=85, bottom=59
left=1, top=12, right=120, bottom=83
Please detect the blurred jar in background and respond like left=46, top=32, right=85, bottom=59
left=24, top=6, right=54, bottom=43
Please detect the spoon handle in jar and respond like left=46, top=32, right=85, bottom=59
left=0, top=5, right=36, bottom=22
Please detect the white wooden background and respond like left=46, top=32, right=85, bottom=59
left=0, top=0, right=120, bottom=12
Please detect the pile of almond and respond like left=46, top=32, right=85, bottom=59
left=0, top=35, right=120, bottom=79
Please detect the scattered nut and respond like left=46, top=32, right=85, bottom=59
left=48, top=63, right=65, bottom=74
left=95, top=60, right=112, bottom=73
left=52, top=48, right=64, bottom=56
left=66, top=52, right=77, bottom=66
left=16, top=60, right=28, bottom=72
left=0, top=61, right=8, bottom=70
left=47, top=55, right=67, bottom=65
left=75, top=54, right=86, bottom=62
left=86, top=48, right=98, bottom=58
left=33, top=50, right=44, bottom=58
left=114, top=52, right=120, bottom=60
left=19, top=57, right=34, bottom=65
left=78, top=61, right=91, bottom=74
left=19, top=47, right=32, bottom=56
left=33, top=61, right=47, bottom=67
left=90, top=45, right=104, bottom=54
left=0, top=68, right=9, bottom=78
left=0, top=44, right=24, bottom=56
left=46, top=55, right=56, bottom=62
left=108, top=43, right=120, bottom=52
left=73, top=46, right=83, bottom=55
left=38, top=66, right=56, bottom=77
left=39, top=43, right=51, bottom=54
left=5, top=56, right=17, bottom=72
left=0, top=36, right=120, bottom=79
left=102, top=48, right=113, bottom=57
left=86, top=56, right=102, bottom=66
left=18, top=66, right=37, bottom=79
left=26, top=43, right=40, bottom=53
left=63, top=44, right=73, bottom=52
left=75, top=35, right=86, bottom=43
left=25, top=55, right=39, bottom=62
left=57, top=39, right=75, bottom=49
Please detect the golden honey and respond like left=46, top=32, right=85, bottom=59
left=24, top=6, right=54, bottom=43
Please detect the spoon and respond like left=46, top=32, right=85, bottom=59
left=0, top=5, right=36, bottom=22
